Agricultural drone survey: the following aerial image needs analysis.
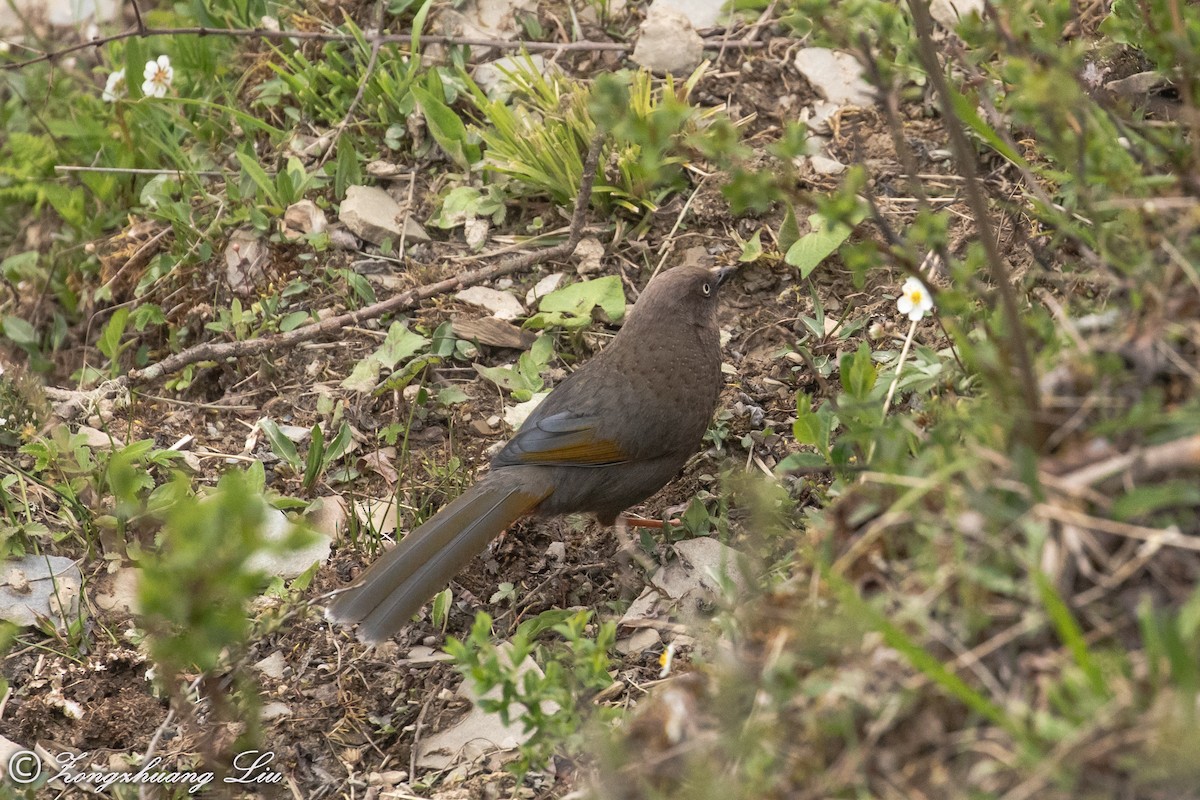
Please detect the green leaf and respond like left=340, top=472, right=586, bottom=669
left=324, top=423, right=353, bottom=463
left=528, top=276, right=626, bottom=330
left=739, top=230, right=763, bottom=262
left=377, top=354, right=442, bottom=395
left=777, top=203, right=801, bottom=253
left=792, top=394, right=837, bottom=460
left=784, top=211, right=864, bottom=278
left=1111, top=481, right=1200, bottom=520
left=342, top=323, right=430, bottom=392
left=432, top=186, right=484, bottom=228
left=437, top=386, right=470, bottom=406
left=775, top=451, right=830, bottom=472
left=98, top=308, right=131, bottom=364
left=303, top=424, right=326, bottom=489
left=279, top=311, right=311, bottom=332
left=1034, top=571, right=1108, bottom=698
left=840, top=343, right=878, bottom=401
left=2, top=315, right=38, bottom=348
left=236, top=149, right=280, bottom=207
left=333, top=137, right=361, bottom=198
left=258, top=418, right=302, bottom=469
left=412, top=84, right=476, bottom=169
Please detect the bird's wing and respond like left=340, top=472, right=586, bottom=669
left=492, top=410, right=629, bottom=468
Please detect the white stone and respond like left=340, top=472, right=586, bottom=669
left=339, top=185, right=430, bottom=246
left=0, top=555, right=81, bottom=628
left=647, top=0, right=728, bottom=29
left=810, top=155, right=847, bottom=175
left=793, top=48, right=876, bottom=107
left=930, top=0, right=985, bottom=28
left=455, top=286, right=525, bottom=320
left=245, top=506, right=332, bottom=580
left=525, top=272, right=566, bottom=306
left=631, top=5, right=703, bottom=75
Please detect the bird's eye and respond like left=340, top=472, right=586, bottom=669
left=701, top=282, right=711, bottom=296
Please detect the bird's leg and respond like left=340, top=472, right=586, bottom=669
left=622, top=514, right=665, bottom=530
left=614, top=514, right=661, bottom=575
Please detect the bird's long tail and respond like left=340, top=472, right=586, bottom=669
left=326, top=475, right=548, bottom=642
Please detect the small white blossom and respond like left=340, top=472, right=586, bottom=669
left=1081, top=61, right=1109, bottom=88
left=141, top=55, right=174, bottom=98
left=897, top=276, right=934, bottom=321
left=102, top=68, right=126, bottom=102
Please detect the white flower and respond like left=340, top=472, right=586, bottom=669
left=1081, top=62, right=1109, bottom=88
left=897, top=276, right=934, bottom=321
left=141, top=55, right=173, bottom=98
left=102, top=68, right=126, bottom=102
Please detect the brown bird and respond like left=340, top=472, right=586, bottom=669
left=327, top=265, right=732, bottom=641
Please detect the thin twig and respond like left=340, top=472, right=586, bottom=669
left=3, top=25, right=765, bottom=71
left=908, top=0, right=1043, bottom=442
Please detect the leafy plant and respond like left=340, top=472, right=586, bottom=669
left=446, top=609, right=618, bottom=778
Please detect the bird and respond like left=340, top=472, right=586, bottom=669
left=327, top=264, right=733, bottom=642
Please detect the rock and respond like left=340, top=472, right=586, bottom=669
left=328, top=225, right=360, bottom=251
left=306, top=495, right=350, bottom=539
left=339, top=185, right=430, bottom=247
left=224, top=227, right=269, bottom=296
left=504, top=391, right=549, bottom=430
left=244, top=506, right=332, bottom=580
left=0, top=555, right=81, bottom=629
left=930, top=0, right=985, bottom=28
left=436, top=0, right=537, bottom=57
left=573, top=236, right=606, bottom=276
left=452, top=316, right=537, bottom=349
left=77, top=425, right=123, bottom=449
left=793, top=48, right=875, bottom=107
left=92, top=566, right=139, bottom=616
left=799, top=99, right=840, bottom=135
left=1106, top=71, right=1170, bottom=97
left=464, top=217, right=489, bottom=251
left=365, top=160, right=411, bottom=180
left=649, top=537, right=748, bottom=618
left=525, top=272, right=566, bottom=307
left=261, top=702, right=293, bottom=721
left=631, top=5, right=704, bottom=75
left=544, top=541, right=566, bottom=562
left=810, top=155, right=847, bottom=175
left=454, top=286, right=525, bottom=321
left=0, top=735, right=26, bottom=773
left=254, top=651, right=288, bottom=680
left=647, top=0, right=728, bottom=28
left=281, top=200, right=328, bottom=241
left=615, top=626, right=662, bottom=655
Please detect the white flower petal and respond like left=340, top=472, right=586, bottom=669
left=102, top=69, right=126, bottom=102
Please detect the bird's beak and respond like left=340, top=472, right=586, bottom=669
left=712, top=266, right=736, bottom=288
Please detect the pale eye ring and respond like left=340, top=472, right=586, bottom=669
left=701, top=282, right=712, bottom=296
